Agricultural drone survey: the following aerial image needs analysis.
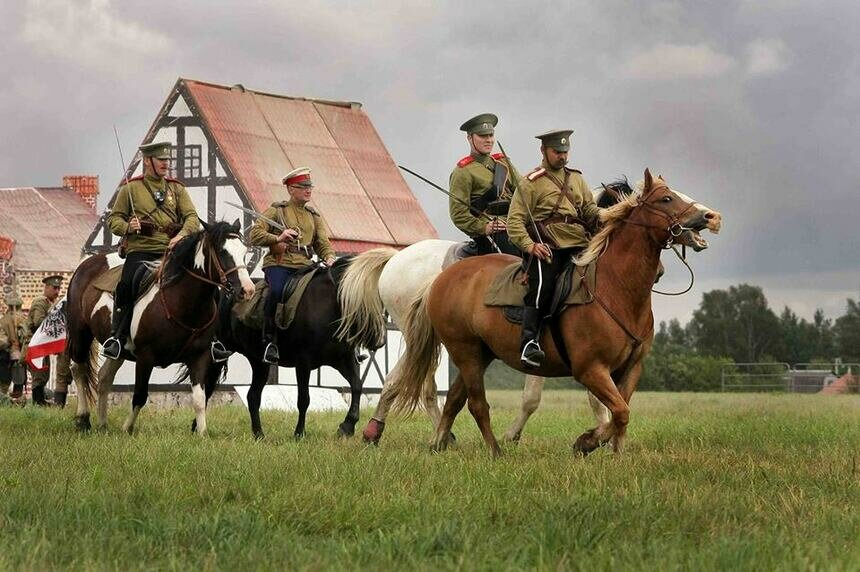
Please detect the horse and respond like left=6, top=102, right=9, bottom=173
left=337, top=185, right=640, bottom=446
left=65, top=220, right=255, bottom=435
left=384, top=170, right=721, bottom=456
left=205, top=256, right=388, bottom=440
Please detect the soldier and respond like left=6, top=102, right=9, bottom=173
left=0, top=293, right=30, bottom=402
left=507, top=130, right=601, bottom=368
left=102, top=142, right=201, bottom=360
left=449, top=113, right=520, bottom=256
left=26, top=275, right=66, bottom=406
left=248, top=167, right=336, bottom=364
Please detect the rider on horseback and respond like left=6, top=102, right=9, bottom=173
left=102, top=142, right=203, bottom=360
left=507, top=130, right=601, bottom=368
left=449, top=113, right=521, bottom=256
left=248, top=167, right=336, bottom=365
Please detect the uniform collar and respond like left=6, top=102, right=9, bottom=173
left=541, top=159, right=566, bottom=178
left=144, top=173, right=166, bottom=185
left=471, top=151, right=494, bottom=168
left=288, top=198, right=308, bottom=208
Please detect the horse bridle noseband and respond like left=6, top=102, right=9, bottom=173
left=621, top=184, right=700, bottom=249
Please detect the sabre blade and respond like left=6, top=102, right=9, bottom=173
left=225, top=201, right=286, bottom=231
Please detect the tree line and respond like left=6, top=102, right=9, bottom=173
left=640, top=283, right=860, bottom=391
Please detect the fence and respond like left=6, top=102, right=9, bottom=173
left=721, top=362, right=860, bottom=393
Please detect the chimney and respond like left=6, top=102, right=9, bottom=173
left=63, top=175, right=99, bottom=210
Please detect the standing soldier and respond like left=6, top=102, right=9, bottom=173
left=102, top=142, right=202, bottom=360
left=0, top=293, right=29, bottom=402
left=26, top=275, right=66, bottom=406
left=248, top=167, right=336, bottom=365
left=507, top=130, right=601, bottom=368
left=449, top=113, right=520, bottom=256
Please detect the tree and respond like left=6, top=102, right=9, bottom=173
left=834, top=298, right=860, bottom=362
left=688, top=284, right=781, bottom=362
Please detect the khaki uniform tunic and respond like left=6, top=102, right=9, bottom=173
left=108, top=174, right=200, bottom=253
left=0, top=311, right=29, bottom=355
left=448, top=152, right=512, bottom=237
left=248, top=199, right=336, bottom=269
left=507, top=162, right=601, bottom=252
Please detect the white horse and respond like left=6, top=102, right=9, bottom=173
left=337, top=239, right=609, bottom=445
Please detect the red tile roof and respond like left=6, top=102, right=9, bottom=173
left=0, top=187, right=98, bottom=271
left=183, top=79, right=437, bottom=247
left=0, top=236, right=13, bottom=260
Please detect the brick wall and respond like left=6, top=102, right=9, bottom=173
left=63, top=175, right=99, bottom=211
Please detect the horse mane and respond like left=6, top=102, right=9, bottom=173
left=576, top=179, right=642, bottom=266
left=327, top=255, right=355, bottom=284
left=161, top=221, right=236, bottom=287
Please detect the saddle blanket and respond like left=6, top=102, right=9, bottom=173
left=484, top=260, right=597, bottom=310
left=233, top=268, right=319, bottom=331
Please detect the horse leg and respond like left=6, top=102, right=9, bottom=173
left=420, top=372, right=442, bottom=433
left=608, top=360, right=644, bottom=453
left=70, top=359, right=91, bottom=432
left=192, top=360, right=225, bottom=433
left=336, top=358, right=362, bottom=438
left=96, top=357, right=123, bottom=430
left=294, top=366, right=311, bottom=440
left=361, top=359, right=401, bottom=444
left=573, top=368, right=630, bottom=456
left=503, top=374, right=544, bottom=443
left=588, top=390, right=611, bottom=426
left=188, top=354, right=212, bottom=437
left=247, top=360, right=269, bottom=440
left=461, top=360, right=501, bottom=458
left=430, top=373, right=467, bottom=452
left=122, top=361, right=154, bottom=435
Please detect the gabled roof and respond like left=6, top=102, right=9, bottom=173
left=0, top=187, right=98, bottom=271
left=180, top=78, right=437, bottom=248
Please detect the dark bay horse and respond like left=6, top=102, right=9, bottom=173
left=206, top=254, right=388, bottom=440
left=386, top=170, right=722, bottom=456
left=66, top=220, right=255, bottom=434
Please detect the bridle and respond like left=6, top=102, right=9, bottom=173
left=622, top=184, right=700, bottom=249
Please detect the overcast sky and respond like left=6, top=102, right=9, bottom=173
left=1, top=0, right=858, bottom=323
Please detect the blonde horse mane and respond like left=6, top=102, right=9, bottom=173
left=575, top=183, right=643, bottom=266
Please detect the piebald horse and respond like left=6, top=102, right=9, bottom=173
left=65, top=220, right=254, bottom=435
left=384, top=170, right=721, bottom=456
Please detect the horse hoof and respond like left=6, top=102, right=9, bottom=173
left=361, top=419, right=385, bottom=445
left=337, top=423, right=355, bottom=438
left=503, top=431, right=522, bottom=444
left=75, top=415, right=91, bottom=432
left=253, top=431, right=265, bottom=441
left=191, top=419, right=198, bottom=433
left=573, top=430, right=599, bottom=456
left=293, top=432, right=305, bottom=442
left=448, top=432, right=457, bottom=444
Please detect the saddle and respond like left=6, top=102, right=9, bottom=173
left=91, top=262, right=160, bottom=301
left=484, top=258, right=597, bottom=324
left=233, top=265, right=320, bottom=331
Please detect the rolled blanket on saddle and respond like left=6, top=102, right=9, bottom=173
left=233, top=267, right=320, bottom=331
left=484, top=259, right=597, bottom=310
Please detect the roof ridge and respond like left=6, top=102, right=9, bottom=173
left=179, top=77, right=360, bottom=109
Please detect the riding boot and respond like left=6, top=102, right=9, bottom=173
left=31, top=385, right=48, bottom=406
left=211, top=338, right=232, bottom=363
left=53, top=391, right=67, bottom=408
left=9, top=383, right=24, bottom=401
left=102, top=307, right=125, bottom=360
left=519, top=307, right=546, bottom=368
left=262, top=317, right=280, bottom=365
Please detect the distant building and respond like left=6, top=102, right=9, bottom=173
left=0, top=177, right=99, bottom=312
left=85, top=77, right=438, bottom=269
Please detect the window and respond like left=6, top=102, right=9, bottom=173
left=168, top=145, right=203, bottom=179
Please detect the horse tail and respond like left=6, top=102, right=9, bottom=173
left=389, top=281, right=441, bottom=414
left=75, top=340, right=99, bottom=409
left=335, top=247, right=398, bottom=350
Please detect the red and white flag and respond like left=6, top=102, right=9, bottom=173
left=26, top=297, right=67, bottom=371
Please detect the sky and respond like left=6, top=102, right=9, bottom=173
left=1, top=0, right=858, bottom=324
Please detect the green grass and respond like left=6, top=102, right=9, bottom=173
left=1, top=391, right=858, bottom=571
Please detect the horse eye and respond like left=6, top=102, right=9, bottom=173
left=662, top=196, right=673, bottom=203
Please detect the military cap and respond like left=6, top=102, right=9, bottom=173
left=139, top=141, right=172, bottom=159
left=282, top=167, right=313, bottom=187
left=460, top=113, right=498, bottom=136
left=42, top=275, right=63, bottom=288
left=535, top=129, right=574, bottom=152
left=5, top=293, right=22, bottom=307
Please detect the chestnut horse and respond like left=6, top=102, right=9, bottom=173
left=66, top=220, right=254, bottom=435
left=387, top=170, right=721, bottom=456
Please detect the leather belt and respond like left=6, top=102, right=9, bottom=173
left=540, top=214, right=588, bottom=227
left=286, top=244, right=316, bottom=257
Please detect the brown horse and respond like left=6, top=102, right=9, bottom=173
left=388, top=170, right=722, bottom=456
left=66, top=220, right=255, bottom=434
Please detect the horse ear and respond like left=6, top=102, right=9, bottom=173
left=200, top=219, right=210, bottom=232
left=231, top=218, right=241, bottom=232
left=643, top=168, right=653, bottom=191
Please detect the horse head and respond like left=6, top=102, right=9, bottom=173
left=632, top=169, right=722, bottom=252
left=197, top=219, right=255, bottom=301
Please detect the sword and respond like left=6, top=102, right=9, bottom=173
left=497, top=141, right=549, bottom=261
left=225, top=201, right=286, bottom=231
left=398, top=165, right=502, bottom=254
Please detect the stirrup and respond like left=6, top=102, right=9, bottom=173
left=101, top=337, right=122, bottom=360
left=210, top=340, right=232, bottom=363
left=520, top=340, right=545, bottom=368
left=263, top=342, right=280, bottom=365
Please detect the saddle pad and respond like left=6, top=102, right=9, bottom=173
left=484, top=260, right=597, bottom=309
left=233, top=268, right=320, bottom=331
left=442, top=241, right=471, bottom=269
left=91, top=266, right=123, bottom=292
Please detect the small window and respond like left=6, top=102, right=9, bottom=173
left=168, top=145, right=202, bottom=179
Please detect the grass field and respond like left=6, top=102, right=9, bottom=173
left=1, top=391, right=858, bottom=571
